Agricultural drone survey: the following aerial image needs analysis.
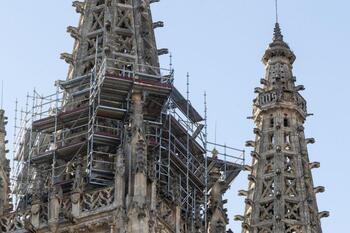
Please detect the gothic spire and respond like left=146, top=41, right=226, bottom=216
left=236, top=16, right=329, bottom=233
left=262, top=22, right=295, bottom=65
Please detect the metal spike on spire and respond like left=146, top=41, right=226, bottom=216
left=273, top=0, right=284, bottom=41
left=275, top=0, right=279, bottom=23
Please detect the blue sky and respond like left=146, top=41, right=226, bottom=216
left=1, top=0, right=349, bottom=232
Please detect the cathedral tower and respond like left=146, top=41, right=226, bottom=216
left=236, top=23, right=329, bottom=233
left=1, top=1, right=243, bottom=233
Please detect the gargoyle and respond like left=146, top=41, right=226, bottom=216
left=72, top=1, right=85, bottom=14
left=60, top=53, right=74, bottom=65
left=67, top=26, right=81, bottom=41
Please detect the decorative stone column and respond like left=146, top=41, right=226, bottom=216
left=148, top=179, right=157, bottom=233
left=30, top=202, right=41, bottom=229
left=71, top=156, right=83, bottom=218
left=128, top=139, right=149, bottom=233
left=48, top=185, right=62, bottom=233
left=30, top=165, right=45, bottom=229
left=71, top=191, right=81, bottom=218
left=175, top=205, right=181, bottom=233
left=127, top=92, right=150, bottom=233
left=114, top=147, right=127, bottom=233
left=133, top=140, right=147, bottom=206
left=173, top=175, right=182, bottom=233
left=207, top=163, right=227, bottom=233
left=115, top=147, right=126, bottom=208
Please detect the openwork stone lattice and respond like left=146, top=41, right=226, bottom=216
left=0, top=209, right=31, bottom=232
left=239, top=23, right=328, bottom=233
left=82, top=187, right=114, bottom=212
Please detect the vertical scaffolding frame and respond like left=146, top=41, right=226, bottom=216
left=146, top=75, right=245, bottom=231
left=9, top=55, right=245, bottom=231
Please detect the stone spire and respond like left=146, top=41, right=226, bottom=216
left=61, top=0, right=163, bottom=231
left=236, top=24, right=329, bottom=232
left=63, top=0, right=164, bottom=80
left=0, top=109, right=11, bottom=215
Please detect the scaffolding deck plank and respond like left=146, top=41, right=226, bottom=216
left=168, top=150, right=205, bottom=190
left=32, top=106, right=89, bottom=132
left=171, top=87, right=204, bottom=123
left=169, top=115, right=206, bottom=155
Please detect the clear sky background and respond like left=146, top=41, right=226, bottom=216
left=1, top=0, right=349, bottom=232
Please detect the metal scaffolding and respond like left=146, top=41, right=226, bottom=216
left=10, top=57, right=245, bottom=230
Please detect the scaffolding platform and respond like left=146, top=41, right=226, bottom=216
left=11, top=57, right=245, bottom=229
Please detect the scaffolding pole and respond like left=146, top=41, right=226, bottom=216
left=204, top=91, right=208, bottom=232
left=11, top=99, right=18, bottom=206
left=51, top=83, right=60, bottom=184
left=185, top=72, right=192, bottom=230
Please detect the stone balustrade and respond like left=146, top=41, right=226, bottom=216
left=255, top=90, right=307, bottom=114
left=0, top=186, right=115, bottom=232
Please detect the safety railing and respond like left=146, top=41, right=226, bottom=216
left=101, top=58, right=174, bottom=85
left=207, top=142, right=245, bottom=166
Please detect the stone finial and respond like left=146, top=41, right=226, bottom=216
left=273, top=23, right=284, bottom=42
left=212, top=148, right=219, bottom=159
left=262, top=22, right=296, bottom=64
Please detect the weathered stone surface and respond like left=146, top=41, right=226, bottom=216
left=1, top=2, right=242, bottom=233
left=239, top=23, right=327, bottom=233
